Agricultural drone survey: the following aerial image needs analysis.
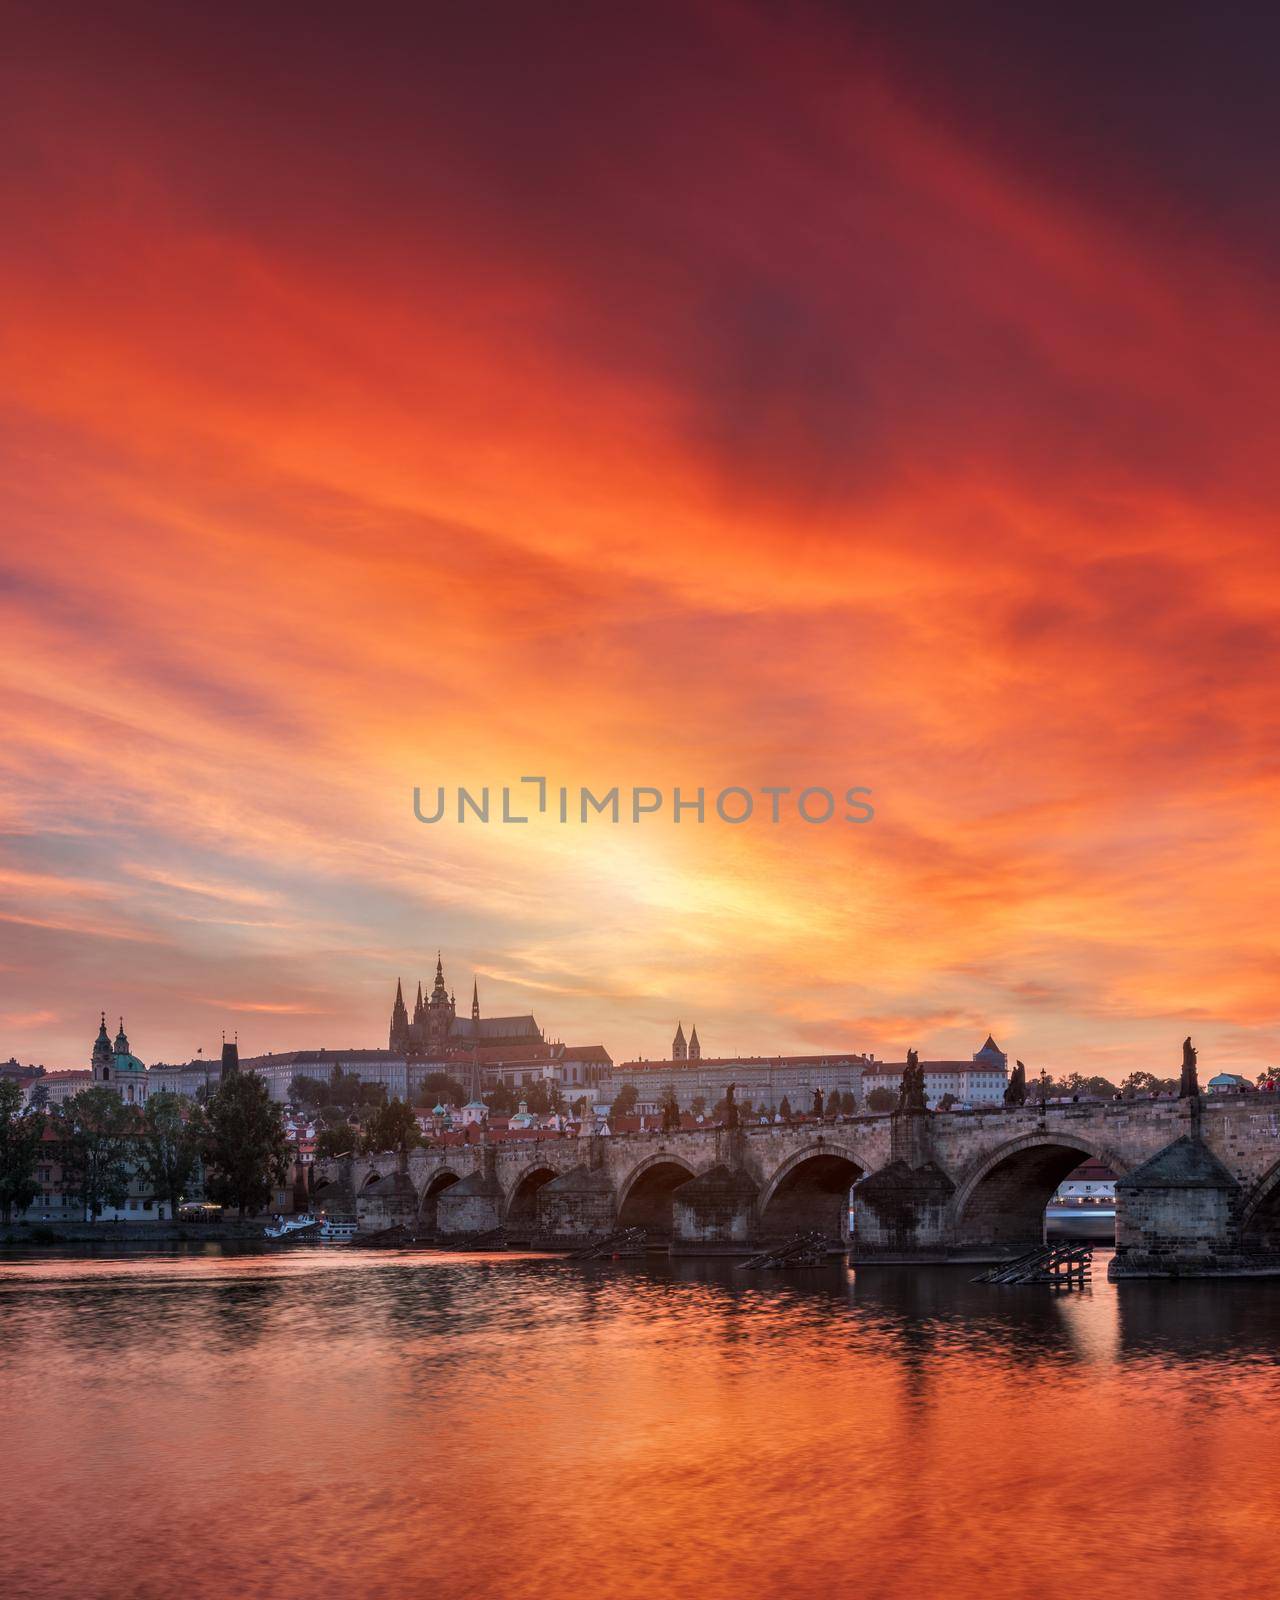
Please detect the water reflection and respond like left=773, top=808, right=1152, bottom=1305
left=2, top=1245, right=1278, bottom=1599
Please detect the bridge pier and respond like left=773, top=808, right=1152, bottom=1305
left=533, top=1162, right=616, bottom=1246
left=1110, top=1134, right=1244, bottom=1278
left=847, top=1107, right=956, bottom=1262
left=437, top=1154, right=504, bottom=1237
left=848, top=1161, right=956, bottom=1261
left=670, top=1165, right=759, bottom=1253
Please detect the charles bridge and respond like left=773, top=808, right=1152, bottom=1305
left=314, top=1092, right=1280, bottom=1277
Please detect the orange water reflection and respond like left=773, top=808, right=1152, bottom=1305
left=2, top=1247, right=1279, bottom=1600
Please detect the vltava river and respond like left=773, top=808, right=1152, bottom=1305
left=2, top=1247, right=1278, bottom=1600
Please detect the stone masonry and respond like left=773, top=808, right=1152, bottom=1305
left=316, top=1094, right=1280, bottom=1275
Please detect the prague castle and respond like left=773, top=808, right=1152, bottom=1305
left=243, top=953, right=612, bottom=1103
left=389, top=954, right=544, bottom=1057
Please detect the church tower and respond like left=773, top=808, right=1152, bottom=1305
left=91, top=1012, right=147, bottom=1102
left=689, top=1025, right=701, bottom=1061
left=91, top=1012, right=112, bottom=1074
left=472, top=979, right=480, bottom=1022
left=425, top=953, right=456, bottom=1054
left=672, top=1021, right=687, bottom=1061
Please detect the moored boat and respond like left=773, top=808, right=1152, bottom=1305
left=263, top=1213, right=318, bottom=1240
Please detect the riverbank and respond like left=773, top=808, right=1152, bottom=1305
left=1, top=1219, right=269, bottom=1246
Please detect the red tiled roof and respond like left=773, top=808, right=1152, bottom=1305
left=1066, top=1158, right=1117, bottom=1181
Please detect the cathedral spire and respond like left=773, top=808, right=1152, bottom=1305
left=472, top=978, right=480, bottom=1022
left=689, top=1025, right=701, bottom=1061
left=92, top=1012, right=113, bottom=1068
left=390, top=977, right=410, bottom=1050
left=672, top=1021, right=687, bottom=1062
left=430, top=951, right=448, bottom=1003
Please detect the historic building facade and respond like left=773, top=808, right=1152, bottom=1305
left=602, top=1047, right=870, bottom=1116
left=860, top=1036, right=1009, bottom=1107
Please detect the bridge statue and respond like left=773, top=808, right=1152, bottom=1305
left=1004, top=1060, right=1027, bottom=1107
left=1179, top=1036, right=1200, bottom=1100
left=724, top=1080, right=740, bottom=1130
left=898, top=1048, right=927, bottom=1112
left=813, top=1087, right=824, bottom=1118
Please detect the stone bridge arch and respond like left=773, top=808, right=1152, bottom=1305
left=504, top=1161, right=562, bottom=1236
left=418, top=1168, right=462, bottom=1231
left=1239, top=1158, right=1280, bottom=1249
left=756, top=1142, right=866, bottom=1242
left=949, top=1131, right=1125, bottom=1249
left=615, top=1152, right=700, bottom=1242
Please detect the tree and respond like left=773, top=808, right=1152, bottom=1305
left=1258, top=1067, right=1280, bottom=1089
left=316, top=1123, right=358, bottom=1160
left=59, top=1086, right=139, bottom=1221
left=289, top=1073, right=328, bottom=1107
left=867, top=1087, right=897, bottom=1113
left=137, top=1092, right=206, bottom=1219
left=484, top=1081, right=518, bottom=1116
left=362, top=1098, right=421, bottom=1155
left=522, top=1080, right=550, bottom=1115
left=661, top=1084, right=680, bottom=1133
left=840, top=1091, right=857, bottom=1115
left=610, top=1083, right=639, bottom=1118
left=937, top=1092, right=957, bottom=1111
left=546, top=1080, right=566, bottom=1116
left=423, top=1071, right=467, bottom=1105
left=203, top=1071, right=291, bottom=1217
left=338, top=1065, right=387, bottom=1108
left=1120, top=1071, right=1160, bottom=1098
left=0, top=1080, right=43, bottom=1222
left=779, top=1095, right=793, bottom=1121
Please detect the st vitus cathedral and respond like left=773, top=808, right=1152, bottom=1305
left=388, top=953, right=544, bottom=1058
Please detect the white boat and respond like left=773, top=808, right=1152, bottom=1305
left=319, top=1218, right=358, bottom=1241
left=263, top=1213, right=319, bottom=1239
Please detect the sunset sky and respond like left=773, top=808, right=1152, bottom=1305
left=3, top=2, right=1279, bottom=1077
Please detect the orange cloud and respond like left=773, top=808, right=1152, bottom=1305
left=1, top=4, right=1278, bottom=1078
